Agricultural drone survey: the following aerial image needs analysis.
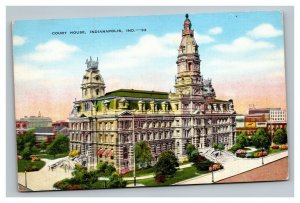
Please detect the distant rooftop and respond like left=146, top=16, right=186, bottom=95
left=34, top=127, right=53, bottom=134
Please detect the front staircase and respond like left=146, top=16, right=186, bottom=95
left=200, top=147, right=236, bottom=163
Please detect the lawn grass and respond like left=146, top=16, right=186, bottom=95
left=243, top=147, right=251, bottom=151
left=90, top=181, right=107, bottom=189
left=122, top=167, right=154, bottom=177
left=179, top=160, right=190, bottom=166
left=132, top=166, right=209, bottom=187
left=18, top=159, right=46, bottom=172
left=36, top=153, right=68, bottom=160
left=248, top=147, right=284, bottom=157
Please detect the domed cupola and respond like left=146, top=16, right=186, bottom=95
left=182, top=14, right=193, bottom=36
left=81, top=57, right=106, bottom=99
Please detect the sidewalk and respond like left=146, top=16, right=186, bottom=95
left=18, top=158, right=73, bottom=191
left=175, top=151, right=288, bottom=185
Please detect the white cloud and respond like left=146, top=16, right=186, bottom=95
left=212, top=37, right=275, bottom=53
left=203, top=49, right=285, bottom=77
left=13, top=35, right=26, bottom=46
left=25, top=40, right=79, bottom=62
left=247, top=23, right=283, bottom=38
left=101, top=32, right=214, bottom=71
left=100, top=34, right=177, bottom=71
left=209, top=27, right=223, bottom=35
left=195, top=33, right=215, bottom=44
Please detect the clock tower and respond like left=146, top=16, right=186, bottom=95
left=174, top=14, right=204, bottom=98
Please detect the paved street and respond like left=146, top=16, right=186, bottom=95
left=18, top=158, right=73, bottom=191
left=175, top=151, right=288, bottom=185
left=218, top=157, right=288, bottom=183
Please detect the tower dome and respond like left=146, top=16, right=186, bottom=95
left=182, top=13, right=193, bottom=36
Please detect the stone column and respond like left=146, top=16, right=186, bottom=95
left=150, top=101, right=155, bottom=112
left=138, top=100, right=144, bottom=112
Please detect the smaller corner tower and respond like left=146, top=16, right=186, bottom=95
left=81, top=57, right=106, bottom=99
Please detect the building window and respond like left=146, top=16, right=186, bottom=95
left=188, top=63, right=192, bottom=71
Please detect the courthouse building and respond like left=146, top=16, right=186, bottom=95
left=69, top=14, right=237, bottom=172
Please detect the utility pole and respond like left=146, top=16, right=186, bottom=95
left=24, top=170, right=27, bottom=188
left=133, top=113, right=136, bottom=186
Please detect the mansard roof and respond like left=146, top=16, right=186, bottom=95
left=103, top=89, right=169, bottom=100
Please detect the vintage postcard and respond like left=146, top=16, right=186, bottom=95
left=13, top=11, right=288, bottom=192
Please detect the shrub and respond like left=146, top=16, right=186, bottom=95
left=65, top=185, right=82, bottom=190
left=236, top=149, right=247, bottom=154
left=245, top=153, right=254, bottom=158
left=257, top=151, right=267, bottom=157
left=236, top=149, right=247, bottom=158
left=229, top=144, right=242, bottom=153
left=155, top=175, right=167, bottom=183
left=209, top=163, right=222, bottom=171
left=69, top=150, right=80, bottom=157
left=281, top=145, right=288, bottom=150
left=236, top=153, right=246, bottom=158
left=271, top=145, right=279, bottom=149
left=107, top=173, right=127, bottom=188
left=213, top=143, right=225, bottom=150
left=194, top=159, right=214, bottom=171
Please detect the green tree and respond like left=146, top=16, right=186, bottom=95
left=236, top=132, right=249, bottom=149
left=190, top=149, right=199, bottom=162
left=186, top=144, right=197, bottom=161
left=273, top=129, right=288, bottom=144
left=17, top=129, right=36, bottom=153
left=21, top=146, right=32, bottom=160
left=135, top=141, right=152, bottom=168
left=252, top=128, right=271, bottom=149
left=154, top=150, right=179, bottom=177
left=107, top=172, right=127, bottom=188
left=40, top=140, right=47, bottom=150
left=47, top=133, right=70, bottom=156
left=186, top=144, right=196, bottom=156
left=213, top=143, right=218, bottom=150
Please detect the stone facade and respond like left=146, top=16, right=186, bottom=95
left=69, top=14, right=236, bottom=172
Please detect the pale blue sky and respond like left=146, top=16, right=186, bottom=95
left=12, top=11, right=286, bottom=120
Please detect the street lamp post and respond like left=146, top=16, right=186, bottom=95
left=210, top=165, right=215, bottom=183
left=261, top=147, right=265, bottom=165
left=24, top=170, right=27, bottom=188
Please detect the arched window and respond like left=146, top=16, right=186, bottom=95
left=188, top=62, right=192, bottom=71
left=96, top=89, right=99, bottom=95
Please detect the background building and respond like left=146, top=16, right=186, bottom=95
left=19, top=112, right=52, bottom=129
left=16, top=120, right=28, bottom=135
left=16, top=113, right=69, bottom=145
left=237, top=106, right=287, bottom=137
left=34, top=127, right=55, bottom=145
